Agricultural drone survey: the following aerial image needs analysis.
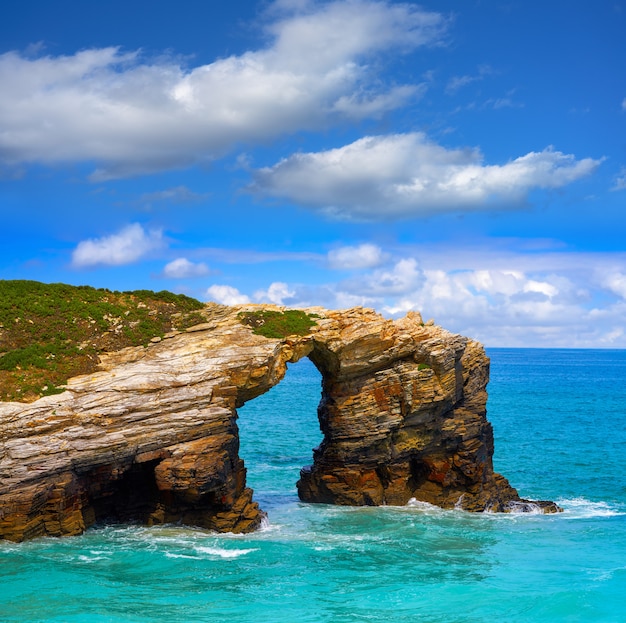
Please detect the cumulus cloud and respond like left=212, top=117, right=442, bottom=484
left=71, top=223, right=164, bottom=267
left=327, top=243, right=385, bottom=269
left=163, top=257, right=209, bottom=279
left=325, top=247, right=620, bottom=347
left=354, top=258, right=423, bottom=296
left=375, top=265, right=605, bottom=346
left=0, top=1, right=446, bottom=179
left=342, top=258, right=423, bottom=296
left=249, top=133, right=601, bottom=219
left=254, top=281, right=295, bottom=305
left=205, top=285, right=251, bottom=305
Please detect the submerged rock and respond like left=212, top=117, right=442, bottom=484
left=0, top=305, right=559, bottom=542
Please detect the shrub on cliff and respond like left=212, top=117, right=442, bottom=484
left=0, top=280, right=204, bottom=402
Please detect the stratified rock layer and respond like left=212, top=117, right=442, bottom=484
left=0, top=305, right=558, bottom=542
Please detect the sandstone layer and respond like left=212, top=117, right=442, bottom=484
left=0, top=305, right=558, bottom=541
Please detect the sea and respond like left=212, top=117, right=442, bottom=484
left=1, top=349, right=625, bottom=622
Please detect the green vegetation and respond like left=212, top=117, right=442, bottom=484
left=417, top=363, right=432, bottom=371
left=0, top=280, right=204, bottom=402
left=238, top=309, right=319, bottom=339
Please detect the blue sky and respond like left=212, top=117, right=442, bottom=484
left=1, top=0, right=625, bottom=347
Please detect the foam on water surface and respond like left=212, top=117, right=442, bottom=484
left=194, top=545, right=258, bottom=559
left=557, top=497, right=625, bottom=518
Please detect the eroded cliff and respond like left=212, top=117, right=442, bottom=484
left=0, top=304, right=558, bottom=542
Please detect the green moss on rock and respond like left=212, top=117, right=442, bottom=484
left=238, top=309, right=319, bottom=339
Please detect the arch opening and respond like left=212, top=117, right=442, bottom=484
left=237, top=357, right=323, bottom=510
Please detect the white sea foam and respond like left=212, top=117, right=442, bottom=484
left=257, top=515, right=280, bottom=533
left=164, top=552, right=201, bottom=560
left=77, top=554, right=108, bottom=563
left=403, top=496, right=624, bottom=518
left=556, top=497, right=625, bottom=518
left=194, top=545, right=258, bottom=559
left=405, top=498, right=444, bottom=512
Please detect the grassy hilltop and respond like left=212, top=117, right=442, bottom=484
left=0, top=280, right=205, bottom=402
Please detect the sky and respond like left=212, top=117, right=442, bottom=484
left=1, top=0, right=625, bottom=348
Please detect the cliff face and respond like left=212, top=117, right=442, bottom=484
left=0, top=305, right=558, bottom=542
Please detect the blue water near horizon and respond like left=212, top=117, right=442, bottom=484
left=2, top=349, right=626, bottom=622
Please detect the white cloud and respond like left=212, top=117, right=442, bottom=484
left=333, top=290, right=380, bottom=308
left=376, top=252, right=626, bottom=347
left=602, top=272, right=626, bottom=299
left=0, top=1, right=446, bottom=179
left=163, top=257, right=209, bottom=279
left=446, top=74, right=477, bottom=93
left=327, top=243, right=385, bottom=269
left=342, top=258, right=423, bottom=295
left=622, top=97, right=626, bottom=111
left=461, top=269, right=562, bottom=300
left=611, top=167, right=626, bottom=191
left=377, top=265, right=605, bottom=346
left=249, top=133, right=601, bottom=220
left=332, top=84, right=424, bottom=117
left=205, top=285, right=251, bottom=305
left=445, top=65, right=493, bottom=94
left=465, top=269, right=524, bottom=296
left=248, top=242, right=622, bottom=347
left=523, top=279, right=558, bottom=298
left=71, top=223, right=164, bottom=267
left=195, top=244, right=626, bottom=348
left=140, top=186, right=208, bottom=205
left=254, top=281, right=295, bottom=305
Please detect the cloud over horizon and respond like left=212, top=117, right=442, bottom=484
left=199, top=243, right=626, bottom=348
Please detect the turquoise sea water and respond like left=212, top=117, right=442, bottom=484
left=1, top=349, right=625, bottom=622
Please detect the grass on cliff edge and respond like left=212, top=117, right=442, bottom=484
left=238, top=309, right=319, bottom=339
left=0, top=280, right=205, bottom=403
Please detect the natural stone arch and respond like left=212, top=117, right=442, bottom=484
left=0, top=305, right=558, bottom=542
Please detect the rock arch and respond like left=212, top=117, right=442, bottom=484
left=0, top=305, right=558, bottom=542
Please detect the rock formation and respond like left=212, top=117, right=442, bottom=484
left=0, top=305, right=558, bottom=542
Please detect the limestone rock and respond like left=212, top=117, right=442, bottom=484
left=0, top=305, right=558, bottom=542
